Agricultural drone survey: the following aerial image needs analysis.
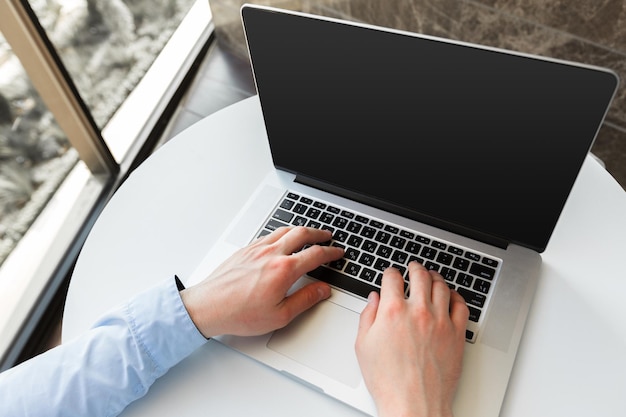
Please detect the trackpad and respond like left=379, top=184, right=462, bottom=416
left=267, top=300, right=362, bottom=387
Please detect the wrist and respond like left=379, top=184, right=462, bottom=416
left=376, top=397, right=453, bottom=417
left=177, top=276, right=214, bottom=339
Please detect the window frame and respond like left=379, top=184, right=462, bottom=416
left=0, top=0, right=213, bottom=369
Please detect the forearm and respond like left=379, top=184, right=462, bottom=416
left=0, top=277, right=207, bottom=417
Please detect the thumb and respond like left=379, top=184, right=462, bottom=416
left=358, top=291, right=380, bottom=333
left=280, top=282, right=331, bottom=322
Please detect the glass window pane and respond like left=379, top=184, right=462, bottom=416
left=1, top=29, right=107, bottom=363
left=0, top=32, right=76, bottom=267
left=26, top=0, right=198, bottom=146
left=1, top=0, right=212, bottom=366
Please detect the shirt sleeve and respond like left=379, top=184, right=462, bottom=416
left=0, top=277, right=208, bottom=417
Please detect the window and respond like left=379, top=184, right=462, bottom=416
left=0, top=0, right=213, bottom=369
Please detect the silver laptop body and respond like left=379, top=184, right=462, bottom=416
left=189, top=4, right=618, bottom=416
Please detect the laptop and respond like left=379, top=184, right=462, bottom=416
left=187, top=4, right=619, bottom=416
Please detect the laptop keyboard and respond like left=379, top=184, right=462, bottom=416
left=256, top=191, right=500, bottom=343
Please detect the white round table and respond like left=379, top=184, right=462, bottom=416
left=64, top=96, right=626, bottom=416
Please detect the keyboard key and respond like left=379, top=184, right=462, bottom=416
left=345, top=262, right=361, bottom=276
left=436, top=252, right=453, bottom=265
left=424, top=261, right=440, bottom=272
left=376, top=245, right=393, bottom=258
left=306, top=220, right=321, bottom=228
left=333, top=230, right=349, bottom=242
left=362, top=240, right=377, bottom=253
left=375, top=274, right=383, bottom=286
left=467, top=305, right=481, bottom=322
left=341, top=210, right=355, bottom=219
left=305, top=207, right=321, bottom=219
left=448, top=246, right=463, bottom=255
left=473, top=278, right=491, bottom=294
left=332, top=217, right=348, bottom=228
left=456, top=272, right=473, bottom=287
left=406, top=241, right=421, bottom=254
left=400, top=230, right=415, bottom=239
left=384, top=225, right=399, bottom=234
left=293, top=216, right=307, bottom=226
left=329, top=258, right=346, bottom=270
left=273, top=209, right=294, bottom=223
left=293, top=203, right=307, bottom=214
left=345, top=247, right=360, bottom=261
left=452, top=257, right=470, bottom=271
left=359, top=253, right=375, bottom=266
left=360, top=268, right=377, bottom=282
left=374, top=258, right=391, bottom=271
left=465, top=251, right=481, bottom=261
left=440, top=267, right=456, bottom=281
left=369, top=220, right=384, bottom=228
left=375, top=231, right=391, bottom=244
left=280, top=199, right=295, bottom=210
left=347, top=235, right=363, bottom=248
left=391, top=250, right=408, bottom=263
left=265, top=218, right=288, bottom=231
left=469, top=263, right=496, bottom=280
left=457, top=287, right=486, bottom=308
left=361, top=226, right=376, bottom=238
left=482, top=257, right=499, bottom=267
left=390, top=236, right=406, bottom=249
left=319, top=212, right=334, bottom=224
left=415, top=235, right=431, bottom=244
left=320, top=225, right=335, bottom=235
left=432, top=240, right=447, bottom=250
left=420, top=246, right=437, bottom=260
left=408, top=255, right=425, bottom=264
left=308, top=266, right=379, bottom=299
left=347, top=221, right=362, bottom=233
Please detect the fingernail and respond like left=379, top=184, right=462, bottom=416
left=318, top=285, right=331, bottom=299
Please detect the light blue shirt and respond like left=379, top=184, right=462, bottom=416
left=0, top=277, right=207, bottom=417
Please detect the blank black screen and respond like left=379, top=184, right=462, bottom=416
left=242, top=6, right=618, bottom=252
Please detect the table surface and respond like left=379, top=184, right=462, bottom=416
left=63, top=96, right=626, bottom=416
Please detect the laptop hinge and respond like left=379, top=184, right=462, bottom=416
left=294, top=174, right=510, bottom=250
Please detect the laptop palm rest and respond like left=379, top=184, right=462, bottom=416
left=267, top=299, right=362, bottom=387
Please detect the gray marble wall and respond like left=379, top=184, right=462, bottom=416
left=209, top=0, right=626, bottom=185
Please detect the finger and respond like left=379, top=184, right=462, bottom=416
left=379, top=267, right=405, bottom=302
left=449, top=290, right=470, bottom=330
left=357, top=291, right=380, bottom=337
left=429, top=270, right=451, bottom=313
left=290, top=243, right=344, bottom=279
left=256, top=225, right=293, bottom=245
left=216, top=226, right=294, bottom=270
left=247, top=227, right=293, bottom=253
left=278, top=281, right=332, bottom=325
left=407, top=261, right=432, bottom=304
left=278, top=226, right=334, bottom=254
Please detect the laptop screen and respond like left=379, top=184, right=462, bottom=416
left=241, top=6, right=618, bottom=252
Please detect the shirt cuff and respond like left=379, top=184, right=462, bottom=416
left=125, top=277, right=208, bottom=376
